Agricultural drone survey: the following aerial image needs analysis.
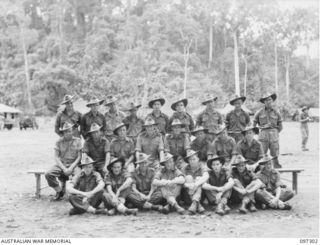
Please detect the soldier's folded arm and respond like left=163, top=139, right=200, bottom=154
left=67, top=151, right=82, bottom=174
left=169, top=175, right=185, bottom=185
left=194, top=172, right=209, bottom=188
left=54, top=149, right=67, bottom=172
left=89, top=174, right=105, bottom=195
left=117, top=177, right=133, bottom=195
left=221, top=177, right=234, bottom=192
left=202, top=182, right=216, bottom=191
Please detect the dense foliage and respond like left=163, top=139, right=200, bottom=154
left=0, top=0, right=318, bottom=116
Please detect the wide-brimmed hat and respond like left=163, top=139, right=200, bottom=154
left=191, top=126, right=208, bottom=136
left=59, top=122, right=74, bottom=132
left=86, top=97, right=105, bottom=107
left=207, top=155, right=225, bottom=169
left=214, top=125, right=227, bottom=135
left=113, top=123, right=129, bottom=135
left=231, top=155, right=249, bottom=166
left=259, top=92, right=277, bottom=103
left=184, top=150, right=199, bottom=162
left=124, top=102, right=142, bottom=111
left=105, top=95, right=118, bottom=106
left=229, top=94, right=246, bottom=105
left=258, top=155, right=274, bottom=165
left=301, top=106, right=309, bottom=112
left=107, top=157, right=126, bottom=172
left=80, top=156, right=96, bottom=167
left=61, top=95, right=75, bottom=105
left=241, top=125, right=259, bottom=135
left=171, top=98, right=188, bottom=111
left=148, top=96, right=165, bottom=108
left=143, top=117, right=158, bottom=127
left=202, top=95, right=217, bottom=105
left=88, top=123, right=102, bottom=133
left=160, top=152, right=174, bottom=166
left=135, top=153, right=151, bottom=165
left=171, top=118, right=185, bottom=127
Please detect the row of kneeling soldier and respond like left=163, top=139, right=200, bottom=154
left=45, top=91, right=295, bottom=216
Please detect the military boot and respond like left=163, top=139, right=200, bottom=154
left=188, top=201, right=198, bottom=215
left=215, top=203, right=225, bottom=216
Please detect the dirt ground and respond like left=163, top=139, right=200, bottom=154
left=0, top=120, right=318, bottom=238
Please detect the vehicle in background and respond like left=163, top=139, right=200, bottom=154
left=0, top=104, right=22, bottom=130
left=19, top=115, right=39, bottom=130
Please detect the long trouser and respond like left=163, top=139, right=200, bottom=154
left=259, top=129, right=281, bottom=168
left=127, top=190, right=164, bottom=208
left=255, top=187, right=294, bottom=205
left=181, top=176, right=202, bottom=206
left=203, top=189, right=232, bottom=205
left=230, top=180, right=255, bottom=204
left=45, top=165, right=80, bottom=189
left=301, top=124, right=309, bottom=149
left=68, top=191, right=103, bottom=214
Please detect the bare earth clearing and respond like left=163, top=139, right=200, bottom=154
left=0, top=120, right=318, bottom=238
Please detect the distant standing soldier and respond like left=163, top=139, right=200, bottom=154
left=104, top=95, right=126, bottom=142
left=123, top=102, right=144, bottom=143
left=80, top=97, right=106, bottom=140
left=300, top=106, right=311, bottom=151
left=169, top=98, right=194, bottom=133
left=225, top=94, right=250, bottom=143
left=146, top=96, right=170, bottom=136
left=55, top=95, right=82, bottom=138
left=253, top=93, right=283, bottom=168
left=196, top=95, right=223, bottom=134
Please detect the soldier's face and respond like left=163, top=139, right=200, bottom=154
left=236, top=162, right=246, bottom=173
left=172, top=126, right=181, bottom=135
left=188, top=154, right=200, bottom=168
left=152, top=101, right=162, bottom=110
left=195, top=131, right=205, bottom=140
left=138, top=161, right=148, bottom=171
left=264, top=161, right=273, bottom=171
left=91, top=130, right=101, bottom=140
left=264, top=97, right=273, bottom=107
left=233, top=99, right=242, bottom=109
left=108, top=103, right=116, bottom=110
left=176, top=102, right=185, bottom=112
left=211, top=160, right=222, bottom=173
left=63, top=129, right=73, bottom=140
left=117, top=126, right=127, bottom=137
left=145, top=125, right=155, bottom=135
left=218, top=130, right=227, bottom=140
left=83, top=164, right=94, bottom=176
left=112, top=161, right=122, bottom=175
left=130, top=108, right=137, bottom=116
left=207, top=133, right=215, bottom=142
left=245, top=130, right=254, bottom=141
left=164, top=158, right=174, bottom=170
left=65, top=101, right=73, bottom=110
left=90, top=104, right=99, bottom=113
left=206, top=101, right=214, bottom=108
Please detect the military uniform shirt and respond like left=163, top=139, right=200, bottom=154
left=182, top=164, right=207, bottom=179
left=146, top=111, right=170, bottom=135
left=196, top=108, right=223, bottom=131
left=169, top=112, right=195, bottom=132
left=80, top=111, right=106, bottom=139
left=165, top=134, right=190, bottom=157
left=136, top=132, right=164, bottom=161
left=123, top=115, right=144, bottom=138
left=154, top=168, right=184, bottom=180
left=208, top=169, right=231, bottom=187
left=191, top=136, right=211, bottom=161
left=237, top=138, right=264, bottom=163
left=105, top=110, right=126, bottom=136
left=110, top=136, right=135, bottom=160
left=131, top=167, right=156, bottom=194
left=54, top=136, right=82, bottom=166
left=104, top=170, right=131, bottom=193
left=208, top=136, right=237, bottom=160
left=253, top=107, right=282, bottom=129
left=231, top=167, right=256, bottom=187
left=225, top=109, right=250, bottom=132
left=71, top=171, right=103, bottom=192
left=83, top=137, right=110, bottom=163
left=257, top=168, right=281, bottom=192
left=55, top=109, right=82, bottom=137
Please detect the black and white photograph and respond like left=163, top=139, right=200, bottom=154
left=0, top=0, right=319, bottom=240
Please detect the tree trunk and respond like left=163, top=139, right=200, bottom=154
left=59, top=0, right=65, bottom=64
left=19, top=23, right=33, bottom=113
left=208, top=23, right=213, bottom=68
left=274, top=42, right=278, bottom=98
left=183, top=41, right=191, bottom=98
left=285, top=54, right=290, bottom=102
left=244, top=57, right=248, bottom=96
left=233, top=30, right=240, bottom=96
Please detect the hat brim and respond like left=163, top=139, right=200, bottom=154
left=171, top=99, right=188, bottom=111
left=207, top=156, right=225, bottom=169
left=171, top=123, right=185, bottom=128
left=148, top=98, right=165, bottom=108
left=258, top=157, right=274, bottom=165
left=61, top=95, right=75, bottom=105
left=301, top=107, right=309, bottom=111
left=135, top=155, right=151, bottom=164
left=259, top=94, right=277, bottom=103
left=107, top=158, right=126, bottom=172
left=214, top=126, right=226, bottom=135
left=124, top=105, right=142, bottom=111
left=88, top=126, right=102, bottom=133
left=230, top=96, right=246, bottom=105
left=59, top=124, right=75, bottom=132
left=113, top=124, right=129, bottom=135
left=191, top=129, right=208, bottom=136
left=160, top=155, right=174, bottom=166
left=232, top=160, right=249, bottom=166
left=105, top=98, right=118, bottom=106
left=143, top=122, right=158, bottom=127
left=202, top=97, right=217, bottom=105
left=184, top=151, right=199, bottom=162
left=86, top=100, right=105, bottom=107
left=80, top=161, right=97, bottom=167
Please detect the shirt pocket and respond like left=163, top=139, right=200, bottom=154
left=270, top=114, right=278, bottom=126
left=259, top=115, right=268, bottom=125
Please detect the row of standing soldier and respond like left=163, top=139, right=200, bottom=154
left=45, top=92, right=294, bottom=216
